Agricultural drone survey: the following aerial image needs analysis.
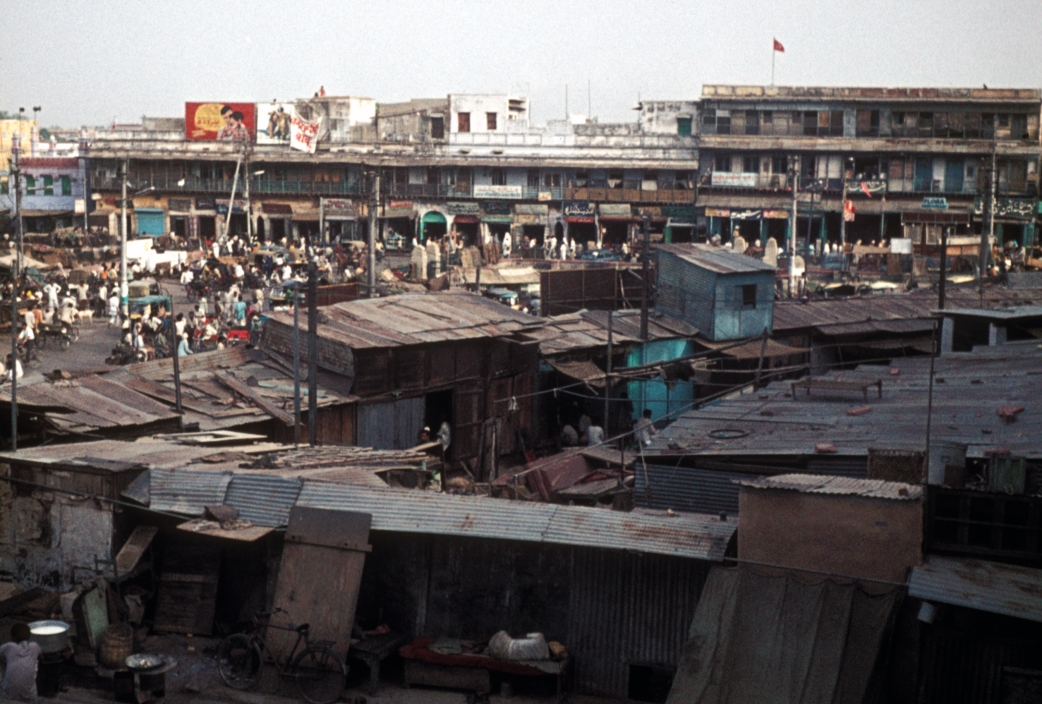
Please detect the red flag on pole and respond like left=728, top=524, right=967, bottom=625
left=773, top=38, right=785, bottom=52
left=860, top=181, right=873, bottom=198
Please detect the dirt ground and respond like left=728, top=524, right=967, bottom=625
left=41, top=633, right=623, bottom=704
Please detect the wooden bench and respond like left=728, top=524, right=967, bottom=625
left=349, top=631, right=410, bottom=693
left=791, top=377, right=882, bottom=401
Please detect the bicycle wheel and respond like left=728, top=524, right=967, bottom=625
left=186, top=285, right=197, bottom=302
left=36, top=335, right=47, bottom=351
left=217, top=634, right=262, bottom=690
left=67, top=325, right=79, bottom=342
left=59, top=336, right=70, bottom=351
left=27, top=349, right=41, bottom=370
left=292, top=645, right=347, bottom=704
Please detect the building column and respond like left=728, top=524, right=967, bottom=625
left=940, top=316, right=954, bottom=355
left=989, top=323, right=1007, bottom=347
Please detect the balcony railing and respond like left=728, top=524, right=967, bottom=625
left=563, top=187, right=695, bottom=204
left=92, top=175, right=363, bottom=196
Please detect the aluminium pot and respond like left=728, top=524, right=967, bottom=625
left=28, top=620, right=70, bottom=654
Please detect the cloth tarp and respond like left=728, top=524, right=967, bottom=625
left=548, top=359, right=606, bottom=388
left=667, top=566, right=901, bottom=704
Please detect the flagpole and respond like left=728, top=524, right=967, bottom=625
left=772, top=46, right=775, bottom=86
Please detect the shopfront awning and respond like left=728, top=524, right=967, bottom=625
left=548, top=359, right=607, bottom=388
left=422, top=212, right=447, bottom=224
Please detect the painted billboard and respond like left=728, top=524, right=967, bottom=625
left=256, top=102, right=296, bottom=145
left=185, top=102, right=256, bottom=141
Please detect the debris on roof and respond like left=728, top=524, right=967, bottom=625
left=734, top=473, right=922, bottom=500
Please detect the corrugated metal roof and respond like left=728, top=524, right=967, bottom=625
left=149, top=467, right=232, bottom=515
left=773, top=286, right=1042, bottom=334
left=224, top=474, right=302, bottom=527
left=656, top=243, right=776, bottom=274
left=734, top=474, right=922, bottom=500
left=266, top=291, right=544, bottom=350
left=296, top=482, right=735, bottom=561
left=909, top=556, right=1042, bottom=623
left=647, top=341, right=1042, bottom=460
left=0, top=376, right=180, bottom=434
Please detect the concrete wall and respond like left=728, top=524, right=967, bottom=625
left=0, top=479, right=116, bottom=590
left=449, top=94, right=527, bottom=133
left=738, top=487, right=923, bottom=583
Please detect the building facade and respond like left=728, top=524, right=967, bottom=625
left=82, top=93, right=699, bottom=246
left=697, top=85, right=1042, bottom=253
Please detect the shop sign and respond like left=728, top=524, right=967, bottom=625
left=482, top=200, right=512, bottom=215
left=514, top=204, right=549, bottom=215
left=731, top=209, right=762, bottom=220
left=256, top=102, right=295, bottom=146
left=389, top=200, right=413, bottom=210
left=973, top=197, right=1034, bottom=218
left=564, top=201, right=595, bottom=218
left=321, top=198, right=356, bottom=216
left=262, top=203, right=293, bottom=215
left=290, top=114, right=322, bottom=154
left=537, top=191, right=554, bottom=201
left=473, top=184, right=523, bottom=199
left=169, top=199, right=192, bottom=212
left=446, top=202, right=480, bottom=215
left=195, top=197, right=217, bottom=211
left=598, top=204, right=632, bottom=218
left=711, top=172, right=757, bottom=188
left=762, top=209, right=790, bottom=219
left=216, top=198, right=249, bottom=215
left=662, top=206, right=695, bottom=219
left=704, top=208, right=730, bottom=218
left=185, top=102, right=256, bottom=142
left=920, top=197, right=949, bottom=210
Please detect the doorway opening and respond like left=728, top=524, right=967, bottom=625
left=627, top=663, right=674, bottom=703
left=425, top=389, right=454, bottom=458
left=198, top=216, right=216, bottom=242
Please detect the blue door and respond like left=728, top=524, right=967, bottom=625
left=135, top=209, right=166, bottom=236
left=913, top=160, right=933, bottom=192
left=944, top=160, right=964, bottom=193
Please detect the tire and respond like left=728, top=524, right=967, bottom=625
left=67, top=326, right=79, bottom=342
left=36, top=335, right=47, bottom=351
left=59, top=336, right=70, bottom=351
left=186, top=285, right=197, bottom=302
left=293, top=646, right=347, bottom=704
left=217, top=634, right=261, bottom=691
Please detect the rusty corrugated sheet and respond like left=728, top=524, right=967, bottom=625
left=149, top=468, right=232, bottom=516
left=735, top=474, right=922, bottom=500
left=567, top=549, right=711, bottom=697
left=655, top=243, right=776, bottom=275
left=266, top=291, right=543, bottom=350
left=296, top=481, right=735, bottom=561
left=910, top=556, right=1042, bottom=623
left=223, top=474, right=303, bottom=527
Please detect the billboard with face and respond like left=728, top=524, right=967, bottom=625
left=256, top=102, right=296, bottom=145
left=185, top=102, right=256, bottom=141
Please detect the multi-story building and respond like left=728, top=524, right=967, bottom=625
left=697, top=85, right=1042, bottom=254
left=83, top=93, right=699, bottom=247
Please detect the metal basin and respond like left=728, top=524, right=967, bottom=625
left=28, top=620, right=70, bottom=654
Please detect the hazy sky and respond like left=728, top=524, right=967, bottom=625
left=4, top=0, right=1041, bottom=129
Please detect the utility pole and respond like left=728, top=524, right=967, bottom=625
left=980, top=116, right=998, bottom=294
left=639, top=215, right=650, bottom=341
left=223, top=148, right=244, bottom=243
left=307, top=262, right=318, bottom=446
left=120, top=159, right=129, bottom=318
left=243, top=150, right=253, bottom=243
left=9, top=140, right=23, bottom=451
left=367, top=172, right=379, bottom=298
left=938, top=226, right=949, bottom=310
left=603, top=310, right=613, bottom=438
left=789, top=155, right=799, bottom=298
left=292, top=285, right=301, bottom=445
left=839, top=157, right=852, bottom=271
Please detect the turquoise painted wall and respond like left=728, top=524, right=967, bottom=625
left=626, top=339, right=695, bottom=423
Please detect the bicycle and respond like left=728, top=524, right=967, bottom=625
left=217, top=608, right=347, bottom=704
